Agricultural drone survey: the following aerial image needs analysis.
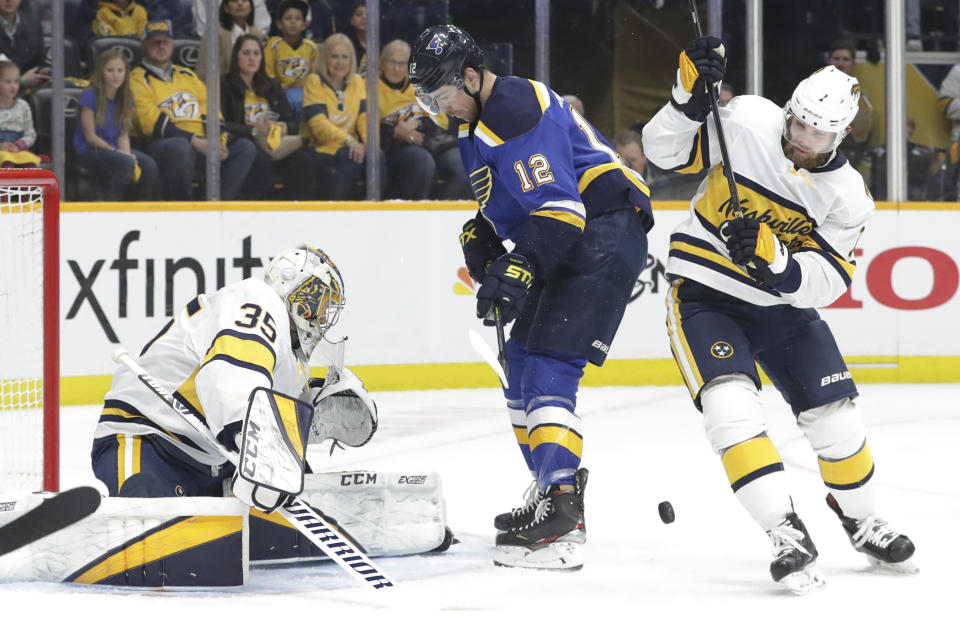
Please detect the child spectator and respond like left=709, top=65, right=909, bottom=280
left=0, top=60, right=43, bottom=167
left=197, top=0, right=266, bottom=81
left=344, top=2, right=366, bottom=76
left=73, top=49, right=160, bottom=200
left=263, top=0, right=318, bottom=113
left=221, top=34, right=314, bottom=199
left=93, top=0, right=148, bottom=38
left=302, top=32, right=384, bottom=199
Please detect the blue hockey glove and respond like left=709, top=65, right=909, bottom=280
left=671, top=36, right=726, bottom=120
left=460, top=213, right=505, bottom=284
left=720, top=217, right=799, bottom=290
left=476, top=253, right=534, bottom=325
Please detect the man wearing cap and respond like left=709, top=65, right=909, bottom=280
left=131, top=20, right=256, bottom=200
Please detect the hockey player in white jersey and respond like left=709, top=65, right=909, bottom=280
left=643, top=38, right=916, bottom=594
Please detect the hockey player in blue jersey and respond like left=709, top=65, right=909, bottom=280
left=643, top=37, right=916, bottom=593
left=410, top=24, right=654, bottom=570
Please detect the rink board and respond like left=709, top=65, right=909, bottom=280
left=56, top=201, right=960, bottom=403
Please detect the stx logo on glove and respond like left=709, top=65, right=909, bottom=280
left=504, top=264, right=533, bottom=284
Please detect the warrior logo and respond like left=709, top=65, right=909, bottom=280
left=710, top=341, right=734, bottom=359
left=158, top=91, right=200, bottom=120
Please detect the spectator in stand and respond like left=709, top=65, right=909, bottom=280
left=938, top=63, right=960, bottom=168
left=620, top=124, right=702, bottom=201
left=93, top=0, right=148, bottom=38
left=307, top=0, right=337, bottom=41
left=194, top=0, right=269, bottom=36
left=719, top=82, right=735, bottom=107
left=561, top=94, right=584, bottom=117
left=263, top=0, right=319, bottom=114
left=302, top=32, right=384, bottom=199
left=344, top=2, right=366, bottom=76
left=131, top=20, right=256, bottom=200
left=74, top=49, right=160, bottom=200
left=197, top=0, right=266, bottom=81
left=221, top=34, right=314, bottom=199
left=0, top=60, right=42, bottom=167
left=378, top=39, right=468, bottom=200
left=142, top=0, right=193, bottom=37
left=828, top=40, right=873, bottom=173
left=0, top=0, right=48, bottom=89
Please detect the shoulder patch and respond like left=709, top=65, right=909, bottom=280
left=476, top=77, right=548, bottom=146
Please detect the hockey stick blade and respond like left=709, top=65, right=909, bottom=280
left=0, top=486, right=102, bottom=557
left=468, top=329, right=508, bottom=388
left=111, top=347, right=397, bottom=590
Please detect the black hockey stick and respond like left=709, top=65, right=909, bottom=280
left=0, top=486, right=101, bottom=557
left=493, top=305, right=510, bottom=383
left=111, top=348, right=396, bottom=591
left=688, top=0, right=744, bottom=220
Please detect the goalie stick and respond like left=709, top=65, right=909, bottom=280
left=0, top=486, right=102, bottom=557
left=111, top=348, right=396, bottom=591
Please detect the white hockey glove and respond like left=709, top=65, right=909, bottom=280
left=231, top=387, right=313, bottom=513
left=304, top=366, right=378, bottom=449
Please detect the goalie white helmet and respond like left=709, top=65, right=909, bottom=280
left=783, top=65, right=861, bottom=154
left=265, top=245, right=345, bottom=361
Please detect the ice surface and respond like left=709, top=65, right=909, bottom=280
left=1, top=384, right=956, bottom=638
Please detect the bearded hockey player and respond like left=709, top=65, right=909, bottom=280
left=643, top=38, right=916, bottom=594
left=410, top=25, right=654, bottom=570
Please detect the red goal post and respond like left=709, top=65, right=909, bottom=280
left=0, top=168, right=59, bottom=492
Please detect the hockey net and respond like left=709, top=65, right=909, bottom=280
left=0, top=169, right=59, bottom=492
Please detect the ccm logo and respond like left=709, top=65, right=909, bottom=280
left=341, top=472, right=377, bottom=485
left=398, top=475, right=426, bottom=484
left=821, top=371, right=852, bottom=386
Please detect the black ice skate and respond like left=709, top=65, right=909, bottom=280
left=826, top=493, right=918, bottom=574
left=767, top=512, right=825, bottom=595
left=493, top=479, right=544, bottom=531
left=493, top=468, right=588, bottom=571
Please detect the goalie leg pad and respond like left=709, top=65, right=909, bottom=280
left=0, top=496, right=248, bottom=587
left=249, top=470, right=447, bottom=563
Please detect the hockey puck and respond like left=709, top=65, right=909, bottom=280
left=658, top=501, right=675, bottom=524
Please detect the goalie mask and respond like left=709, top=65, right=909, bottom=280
left=265, top=245, right=345, bottom=361
left=782, top=65, right=860, bottom=154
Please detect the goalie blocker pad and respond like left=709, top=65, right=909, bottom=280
left=249, top=471, right=448, bottom=563
left=234, top=387, right=313, bottom=512
left=0, top=494, right=248, bottom=587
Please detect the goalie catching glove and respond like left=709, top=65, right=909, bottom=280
left=671, top=36, right=726, bottom=121
left=232, top=388, right=313, bottom=513
left=305, top=366, right=378, bottom=449
left=720, top=217, right=800, bottom=291
left=460, top=212, right=506, bottom=284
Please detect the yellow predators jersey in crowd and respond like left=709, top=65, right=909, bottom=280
left=96, top=278, right=309, bottom=467
left=130, top=64, right=211, bottom=140
left=93, top=1, right=148, bottom=37
left=302, top=73, right=367, bottom=154
left=377, top=75, right=448, bottom=130
left=243, top=90, right=271, bottom=123
left=264, top=36, right=320, bottom=89
left=643, top=94, right=874, bottom=310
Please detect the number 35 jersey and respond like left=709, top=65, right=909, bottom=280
left=96, top=278, right=309, bottom=467
left=458, top=76, right=654, bottom=278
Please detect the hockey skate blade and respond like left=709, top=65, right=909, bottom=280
left=778, top=564, right=826, bottom=595
left=866, top=556, right=920, bottom=575
left=492, top=542, right=583, bottom=571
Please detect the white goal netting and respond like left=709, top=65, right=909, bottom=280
left=0, top=183, right=49, bottom=491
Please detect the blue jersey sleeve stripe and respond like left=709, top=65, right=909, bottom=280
left=578, top=162, right=651, bottom=197
left=529, top=80, right=551, bottom=113
left=475, top=121, right=504, bottom=146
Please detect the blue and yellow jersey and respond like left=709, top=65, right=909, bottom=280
left=130, top=64, right=215, bottom=141
left=302, top=73, right=367, bottom=154
left=96, top=278, right=308, bottom=466
left=93, top=1, right=148, bottom=37
left=264, top=36, right=320, bottom=89
left=643, top=94, right=874, bottom=309
left=459, top=76, right=653, bottom=278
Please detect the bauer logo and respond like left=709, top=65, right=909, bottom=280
left=591, top=340, right=610, bottom=354
left=820, top=371, right=852, bottom=386
left=398, top=475, right=426, bottom=484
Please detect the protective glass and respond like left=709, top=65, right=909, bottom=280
left=782, top=112, right=843, bottom=154
left=414, top=85, right=458, bottom=115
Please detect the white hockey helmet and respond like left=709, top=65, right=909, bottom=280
left=264, top=245, right=345, bottom=361
left=783, top=65, right=861, bottom=153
